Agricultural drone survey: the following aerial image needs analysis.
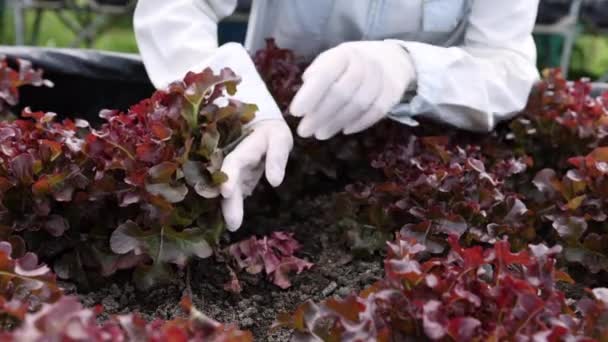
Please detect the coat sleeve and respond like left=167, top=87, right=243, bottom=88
left=391, top=0, right=540, bottom=132
left=134, top=0, right=283, bottom=122
left=134, top=0, right=237, bottom=89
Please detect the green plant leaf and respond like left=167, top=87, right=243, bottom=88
left=110, top=221, right=213, bottom=267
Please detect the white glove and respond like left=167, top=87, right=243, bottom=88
left=289, top=41, right=417, bottom=140
left=220, top=120, right=293, bottom=231
left=193, top=43, right=293, bottom=232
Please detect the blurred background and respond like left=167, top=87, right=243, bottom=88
left=0, top=0, right=253, bottom=53
left=0, top=0, right=607, bottom=79
left=0, top=0, right=607, bottom=122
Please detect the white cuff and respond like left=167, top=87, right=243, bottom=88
left=387, top=41, right=494, bottom=132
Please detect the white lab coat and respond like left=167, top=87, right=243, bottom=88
left=134, top=0, right=540, bottom=132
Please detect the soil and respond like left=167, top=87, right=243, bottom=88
left=70, top=192, right=385, bottom=341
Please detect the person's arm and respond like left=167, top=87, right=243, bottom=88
left=134, top=0, right=293, bottom=231
left=289, top=0, right=540, bottom=138
left=391, top=0, right=540, bottom=132
left=134, top=0, right=282, bottom=122
left=134, top=0, right=236, bottom=89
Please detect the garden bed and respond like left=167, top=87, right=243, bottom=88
left=74, top=193, right=384, bottom=341
left=1, top=40, right=608, bottom=341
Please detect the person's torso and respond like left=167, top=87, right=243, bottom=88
left=244, top=0, right=471, bottom=59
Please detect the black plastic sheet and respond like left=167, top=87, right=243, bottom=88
left=0, top=46, right=154, bottom=124
left=582, top=0, right=608, bottom=28
left=537, top=0, right=573, bottom=25
left=537, top=0, right=608, bottom=28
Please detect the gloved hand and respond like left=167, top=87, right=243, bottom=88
left=194, top=43, right=293, bottom=231
left=220, top=119, right=293, bottom=231
left=290, top=41, right=417, bottom=140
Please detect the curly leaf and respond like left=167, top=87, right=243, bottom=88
left=110, top=221, right=213, bottom=267
left=145, top=182, right=188, bottom=204
left=0, top=241, right=62, bottom=305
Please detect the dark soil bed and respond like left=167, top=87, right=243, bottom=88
left=68, top=193, right=384, bottom=341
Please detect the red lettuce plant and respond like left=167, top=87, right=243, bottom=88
left=0, top=109, right=91, bottom=237
left=224, top=231, right=313, bottom=291
left=98, top=68, right=257, bottom=289
left=0, top=241, right=253, bottom=341
left=0, top=67, right=257, bottom=289
left=0, top=239, right=62, bottom=330
left=253, top=39, right=303, bottom=113
left=0, top=238, right=61, bottom=331
left=532, top=146, right=608, bottom=276
left=0, top=57, right=53, bottom=119
left=509, top=69, right=608, bottom=171
left=341, top=135, right=533, bottom=254
left=1, top=296, right=253, bottom=342
left=276, top=235, right=608, bottom=341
